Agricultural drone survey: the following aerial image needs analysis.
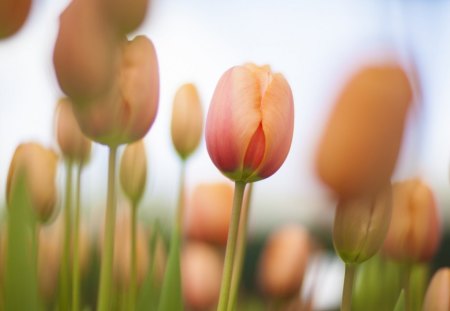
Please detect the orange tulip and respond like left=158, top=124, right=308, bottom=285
left=0, top=0, right=31, bottom=39
left=206, top=63, right=294, bottom=183
left=120, top=140, right=147, bottom=204
left=423, top=268, right=450, bottom=311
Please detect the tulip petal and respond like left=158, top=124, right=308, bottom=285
left=243, top=123, right=266, bottom=175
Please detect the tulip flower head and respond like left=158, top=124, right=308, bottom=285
left=206, top=63, right=294, bottom=183
left=0, top=0, right=32, bottom=39
left=105, top=0, right=150, bottom=35
left=423, top=268, right=450, bottom=311
left=120, top=140, right=147, bottom=204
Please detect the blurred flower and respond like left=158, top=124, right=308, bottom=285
left=0, top=0, right=31, bottom=39
left=7, top=143, right=58, bottom=222
left=120, top=140, right=147, bottom=204
left=423, top=268, right=450, bottom=311
left=383, top=179, right=441, bottom=263
left=71, top=221, right=92, bottom=277
left=181, top=241, right=223, bottom=311
left=206, top=63, right=294, bottom=183
left=258, top=224, right=310, bottom=298
left=315, top=62, right=413, bottom=199
left=105, top=0, right=150, bottom=35
left=333, top=184, right=392, bottom=264
left=171, top=83, right=203, bottom=160
left=184, top=182, right=233, bottom=245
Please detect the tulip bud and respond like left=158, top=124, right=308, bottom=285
left=56, top=98, right=91, bottom=164
left=171, top=83, right=203, bottom=160
left=103, top=0, right=150, bottom=35
left=206, top=63, right=294, bottom=183
left=185, top=182, right=233, bottom=245
left=383, top=179, right=440, bottom=263
left=258, top=225, right=310, bottom=298
left=316, top=62, right=413, bottom=198
left=120, top=140, right=147, bottom=204
left=333, top=184, right=392, bottom=264
left=7, top=143, right=58, bottom=222
left=423, top=268, right=450, bottom=311
left=181, top=242, right=223, bottom=310
left=0, top=0, right=31, bottom=39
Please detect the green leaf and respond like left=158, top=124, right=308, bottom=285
left=393, top=290, right=405, bottom=311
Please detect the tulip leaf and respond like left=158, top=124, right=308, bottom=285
left=393, top=290, right=405, bottom=311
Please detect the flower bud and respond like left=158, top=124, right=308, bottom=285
left=181, top=242, right=222, bottom=310
left=333, top=184, right=392, bottom=264
left=56, top=98, right=91, bottom=164
left=103, top=0, right=150, bottom=34
left=258, top=224, right=310, bottom=298
left=171, top=83, right=203, bottom=160
left=0, top=0, right=31, bottom=39
left=423, top=268, right=450, bottom=311
left=206, top=63, right=294, bottom=183
left=184, top=182, right=233, bottom=245
left=120, top=140, right=147, bottom=204
left=7, top=143, right=58, bottom=222
left=383, top=179, right=441, bottom=263
left=316, top=62, right=413, bottom=198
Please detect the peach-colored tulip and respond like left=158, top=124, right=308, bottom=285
left=120, top=140, right=147, bottom=204
left=316, top=62, right=413, bottom=199
left=184, top=182, right=233, bottom=245
left=0, top=0, right=31, bottom=39
left=171, top=83, right=203, bottom=159
left=56, top=98, right=91, bottom=164
left=206, top=63, right=294, bottom=182
left=7, top=143, right=58, bottom=222
left=181, top=242, right=223, bottom=310
left=383, top=179, right=441, bottom=263
left=258, top=224, right=310, bottom=298
left=72, top=35, right=159, bottom=146
left=423, top=268, right=450, bottom=311
left=104, top=0, right=150, bottom=34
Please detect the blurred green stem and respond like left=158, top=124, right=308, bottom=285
left=97, top=146, right=118, bottom=311
left=217, top=181, right=247, bottom=311
left=227, top=183, right=254, bottom=311
left=403, top=264, right=412, bottom=311
left=72, top=163, right=83, bottom=311
left=61, top=160, right=73, bottom=310
left=176, top=161, right=186, bottom=233
left=129, top=201, right=138, bottom=311
left=341, top=263, right=357, bottom=311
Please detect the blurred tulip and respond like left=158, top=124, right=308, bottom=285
left=7, top=143, right=58, bottom=222
left=333, top=184, right=392, bottom=264
left=56, top=98, right=91, bottom=164
left=104, top=0, right=150, bottom=34
left=72, top=35, right=159, bottom=146
left=71, top=221, right=91, bottom=277
left=316, top=62, right=413, bottom=199
left=185, top=182, right=233, bottom=245
left=206, top=63, right=294, bottom=183
left=0, top=0, right=31, bottom=39
left=383, top=179, right=441, bottom=263
left=171, top=83, right=203, bottom=160
left=258, top=224, right=310, bottom=298
left=120, top=140, right=147, bottom=204
left=181, top=242, right=223, bottom=310
left=423, top=268, right=450, bottom=311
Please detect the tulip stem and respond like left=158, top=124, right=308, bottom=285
left=227, top=183, right=254, bottom=311
left=97, top=146, right=118, bottom=311
left=72, top=163, right=83, bottom=311
left=403, top=264, right=412, bottom=311
left=129, top=201, right=138, bottom=311
left=341, top=263, right=357, bottom=311
left=217, top=181, right=247, bottom=311
left=176, top=161, right=186, bottom=233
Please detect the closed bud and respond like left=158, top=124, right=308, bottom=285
left=120, top=140, right=147, bottom=204
left=103, top=0, right=150, bottom=34
left=423, top=268, right=450, bottom=311
left=0, top=0, right=31, bottom=39
left=171, top=83, right=203, bottom=160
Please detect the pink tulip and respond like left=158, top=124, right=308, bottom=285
left=206, top=63, right=294, bottom=182
left=0, top=0, right=31, bottom=39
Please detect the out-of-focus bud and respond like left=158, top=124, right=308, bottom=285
left=0, top=0, right=31, bottom=39
left=104, top=0, right=150, bottom=35
left=206, top=63, right=294, bottom=183
left=6, top=143, right=58, bottom=222
left=333, top=184, right=392, bottom=264
left=423, top=268, right=450, bottom=311
left=258, top=224, right=310, bottom=298
left=56, top=98, right=91, bottom=164
left=120, top=140, right=147, bottom=204
left=171, top=83, right=203, bottom=160
left=72, top=35, right=159, bottom=146
left=185, top=182, right=233, bottom=245
left=383, top=179, right=440, bottom=263
left=181, top=242, right=222, bottom=310
left=315, top=62, right=413, bottom=199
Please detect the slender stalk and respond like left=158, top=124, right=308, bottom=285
left=129, top=201, right=138, bottom=311
left=72, top=163, right=83, bottom=311
left=403, top=264, right=412, bottom=311
left=61, top=160, right=73, bottom=310
left=227, top=183, right=254, bottom=311
left=176, top=161, right=186, bottom=233
left=341, top=264, right=357, bottom=311
left=97, top=146, right=118, bottom=311
left=216, top=181, right=247, bottom=311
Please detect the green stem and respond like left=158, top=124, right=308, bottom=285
left=216, top=181, right=247, bottom=311
left=72, top=164, right=83, bottom=311
left=227, top=183, right=253, bottom=311
left=129, top=201, right=138, bottom=311
left=176, top=161, right=186, bottom=234
left=403, top=264, right=412, bottom=311
left=97, top=146, right=118, bottom=311
left=341, top=264, right=357, bottom=311
left=61, top=160, right=73, bottom=310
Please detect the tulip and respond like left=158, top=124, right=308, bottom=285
left=206, top=63, right=294, bottom=183
left=258, top=224, right=310, bottom=298
left=104, top=0, right=150, bottom=35
left=383, top=179, right=441, bottom=263
left=315, top=62, right=413, bottom=198
left=0, top=0, right=31, bottom=39
left=120, top=140, right=147, bottom=204
left=423, top=268, right=450, bottom=311
left=185, top=182, right=233, bottom=245
left=171, top=83, right=203, bottom=160
left=7, top=143, right=58, bottom=222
